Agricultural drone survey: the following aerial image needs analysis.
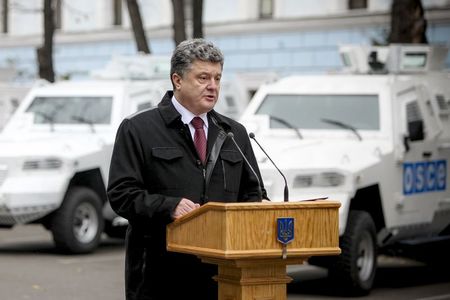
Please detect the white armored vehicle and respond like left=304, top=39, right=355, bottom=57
left=0, top=79, right=168, bottom=253
left=241, top=44, right=450, bottom=294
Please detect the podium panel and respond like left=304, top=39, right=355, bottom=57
left=167, top=201, right=341, bottom=300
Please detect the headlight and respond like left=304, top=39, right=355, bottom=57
left=317, top=172, right=345, bottom=186
left=293, top=172, right=345, bottom=188
left=23, top=158, right=63, bottom=170
left=293, top=175, right=313, bottom=188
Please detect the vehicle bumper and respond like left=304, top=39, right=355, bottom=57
left=0, top=175, right=68, bottom=225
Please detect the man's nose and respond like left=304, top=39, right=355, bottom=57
left=206, top=78, right=219, bottom=90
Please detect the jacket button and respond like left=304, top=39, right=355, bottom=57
left=196, top=160, right=202, bottom=166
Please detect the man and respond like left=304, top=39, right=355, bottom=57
left=107, top=38, right=267, bottom=300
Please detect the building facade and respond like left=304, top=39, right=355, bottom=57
left=0, top=0, right=449, bottom=82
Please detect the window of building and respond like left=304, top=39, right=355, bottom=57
left=113, top=0, right=122, bottom=26
left=348, top=0, right=367, bottom=9
left=259, top=0, right=273, bottom=19
left=1, top=0, right=8, bottom=33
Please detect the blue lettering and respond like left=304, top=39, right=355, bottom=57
left=425, top=162, right=436, bottom=191
left=414, top=162, right=426, bottom=193
left=436, top=160, right=447, bottom=190
left=403, top=163, right=414, bottom=195
left=403, top=160, right=447, bottom=195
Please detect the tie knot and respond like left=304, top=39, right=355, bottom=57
left=191, top=117, right=204, bottom=129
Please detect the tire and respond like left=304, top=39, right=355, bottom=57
left=328, top=210, right=377, bottom=296
left=51, top=187, right=104, bottom=254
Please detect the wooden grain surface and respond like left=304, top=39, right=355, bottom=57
left=167, top=200, right=340, bottom=259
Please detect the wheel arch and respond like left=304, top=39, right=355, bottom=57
left=67, top=168, right=107, bottom=204
left=349, top=184, right=386, bottom=235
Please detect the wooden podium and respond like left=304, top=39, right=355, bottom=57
left=167, top=201, right=340, bottom=300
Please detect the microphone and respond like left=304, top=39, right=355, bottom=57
left=226, top=132, right=263, bottom=200
left=249, top=132, right=289, bottom=202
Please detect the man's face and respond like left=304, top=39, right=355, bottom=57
left=172, top=60, right=222, bottom=115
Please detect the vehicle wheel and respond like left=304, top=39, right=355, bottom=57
left=51, top=187, right=104, bottom=254
left=328, top=210, right=377, bottom=296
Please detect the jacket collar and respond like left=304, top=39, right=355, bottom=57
left=158, top=91, right=182, bottom=127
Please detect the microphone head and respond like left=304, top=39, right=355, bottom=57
left=227, top=132, right=235, bottom=138
left=249, top=132, right=255, bottom=139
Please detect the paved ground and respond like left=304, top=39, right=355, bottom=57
left=1, top=225, right=449, bottom=300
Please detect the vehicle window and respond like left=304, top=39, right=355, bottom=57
left=255, top=94, right=380, bottom=130
left=405, top=100, right=425, bottom=141
left=25, top=96, right=113, bottom=124
left=406, top=101, right=422, bottom=123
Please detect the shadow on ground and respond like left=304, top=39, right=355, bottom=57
left=0, top=235, right=124, bottom=256
left=287, top=257, right=450, bottom=298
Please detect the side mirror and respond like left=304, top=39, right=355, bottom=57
left=408, top=120, right=424, bottom=142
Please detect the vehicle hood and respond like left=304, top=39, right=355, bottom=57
left=0, top=133, right=112, bottom=159
left=253, top=137, right=389, bottom=173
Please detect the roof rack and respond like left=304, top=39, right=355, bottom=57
left=90, top=54, right=171, bottom=80
left=339, top=44, right=448, bottom=74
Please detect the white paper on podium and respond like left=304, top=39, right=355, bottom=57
left=290, top=197, right=329, bottom=202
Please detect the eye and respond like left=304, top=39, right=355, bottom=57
left=198, top=75, right=208, bottom=82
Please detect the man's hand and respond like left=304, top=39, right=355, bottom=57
left=172, top=198, right=200, bottom=219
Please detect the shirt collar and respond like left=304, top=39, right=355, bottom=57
left=171, top=95, right=208, bottom=128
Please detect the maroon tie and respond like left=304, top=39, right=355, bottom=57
left=191, top=117, right=207, bottom=164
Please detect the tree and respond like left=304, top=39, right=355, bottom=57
left=1, top=0, right=8, bottom=33
left=192, top=0, right=203, bottom=38
left=171, top=0, right=186, bottom=46
left=126, top=0, right=151, bottom=54
left=37, top=0, right=55, bottom=83
left=388, top=0, right=428, bottom=44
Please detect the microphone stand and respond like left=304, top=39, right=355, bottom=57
left=249, top=133, right=289, bottom=202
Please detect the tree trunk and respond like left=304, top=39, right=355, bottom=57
left=192, top=0, right=203, bottom=38
left=171, top=0, right=186, bottom=46
left=37, top=0, right=55, bottom=83
left=388, top=0, right=428, bottom=44
left=2, top=0, right=8, bottom=33
left=126, top=0, right=151, bottom=54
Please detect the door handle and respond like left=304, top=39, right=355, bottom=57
left=422, top=151, right=432, bottom=158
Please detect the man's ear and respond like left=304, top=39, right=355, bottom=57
left=172, top=73, right=182, bottom=90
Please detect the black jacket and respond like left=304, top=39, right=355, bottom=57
left=107, top=91, right=266, bottom=299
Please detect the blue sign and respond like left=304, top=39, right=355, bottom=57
left=403, top=160, right=447, bottom=195
left=277, top=217, right=294, bottom=245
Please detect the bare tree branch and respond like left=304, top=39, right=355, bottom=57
left=126, top=0, right=151, bottom=54
left=171, top=0, right=186, bottom=46
left=388, top=0, right=428, bottom=44
left=192, top=0, right=203, bottom=38
left=37, top=0, right=55, bottom=82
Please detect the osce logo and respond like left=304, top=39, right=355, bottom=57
left=403, top=160, right=447, bottom=195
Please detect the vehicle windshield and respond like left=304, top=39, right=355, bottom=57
left=25, top=96, right=113, bottom=124
left=255, top=94, right=380, bottom=130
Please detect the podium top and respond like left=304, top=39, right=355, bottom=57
left=167, top=200, right=341, bottom=260
left=172, top=200, right=340, bottom=224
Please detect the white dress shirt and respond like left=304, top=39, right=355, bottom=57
left=171, top=96, right=209, bottom=140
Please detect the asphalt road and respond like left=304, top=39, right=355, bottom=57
left=1, top=225, right=449, bottom=300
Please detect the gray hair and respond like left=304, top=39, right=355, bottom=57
left=170, top=38, right=224, bottom=80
